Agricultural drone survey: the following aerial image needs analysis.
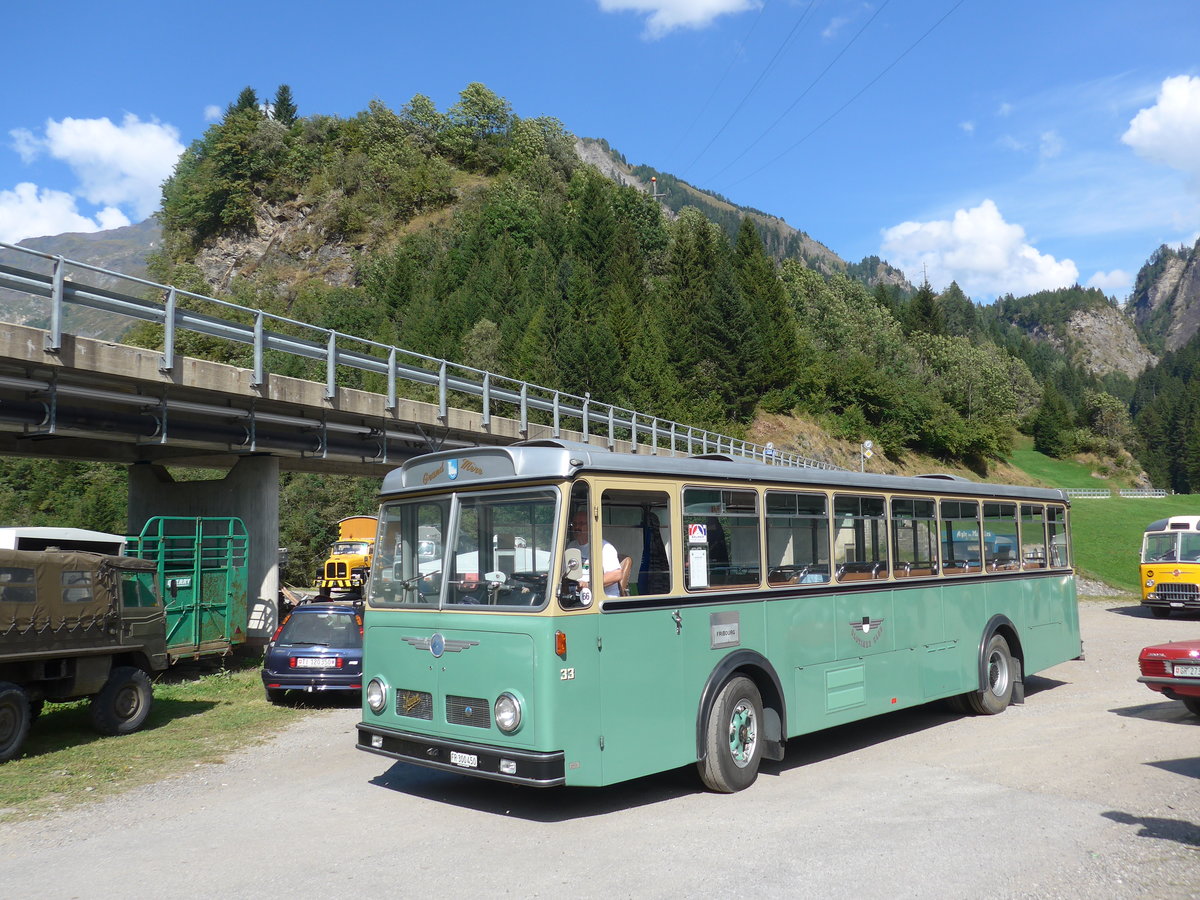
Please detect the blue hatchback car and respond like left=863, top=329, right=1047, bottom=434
left=262, top=602, right=363, bottom=703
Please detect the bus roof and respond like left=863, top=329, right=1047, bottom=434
left=1144, top=516, right=1200, bottom=533
left=381, top=440, right=1068, bottom=503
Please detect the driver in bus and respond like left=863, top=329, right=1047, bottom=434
left=567, top=506, right=623, bottom=598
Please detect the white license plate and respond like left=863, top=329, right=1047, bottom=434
left=295, top=657, right=337, bottom=668
left=449, top=751, right=478, bottom=769
left=1173, top=665, right=1200, bottom=677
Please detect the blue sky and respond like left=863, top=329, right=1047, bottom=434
left=3, top=0, right=1199, bottom=303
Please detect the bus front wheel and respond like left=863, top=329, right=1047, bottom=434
left=967, top=634, right=1015, bottom=715
left=697, top=675, right=764, bottom=793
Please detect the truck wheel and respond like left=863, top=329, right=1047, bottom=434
left=0, top=682, right=31, bottom=763
left=967, top=634, right=1015, bottom=715
left=697, top=675, right=764, bottom=793
left=89, top=667, right=153, bottom=736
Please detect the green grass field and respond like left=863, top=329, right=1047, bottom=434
left=1005, top=442, right=1194, bottom=594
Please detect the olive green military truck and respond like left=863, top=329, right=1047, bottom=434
left=0, top=548, right=168, bottom=762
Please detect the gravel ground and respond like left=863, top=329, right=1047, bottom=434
left=0, top=595, right=1196, bottom=899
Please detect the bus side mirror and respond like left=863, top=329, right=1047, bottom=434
left=558, top=549, right=584, bottom=607
left=561, top=549, right=583, bottom=582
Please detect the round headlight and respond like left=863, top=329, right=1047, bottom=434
left=366, top=678, right=387, bottom=714
left=494, top=692, right=522, bottom=733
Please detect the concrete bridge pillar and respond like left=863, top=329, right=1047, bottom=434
left=128, top=455, right=280, bottom=639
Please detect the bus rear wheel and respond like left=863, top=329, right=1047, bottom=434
left=967, top=634, right=1015, bottom=715
left=697, top=675, right=764, bottom=793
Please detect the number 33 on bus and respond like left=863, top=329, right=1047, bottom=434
left=356, top=440, right=1081, bottom=793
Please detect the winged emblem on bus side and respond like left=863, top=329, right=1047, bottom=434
left=849, top=617, right=885, bottom=648
left=401, top=634, right=479, bottom=658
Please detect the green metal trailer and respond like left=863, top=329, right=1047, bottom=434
left=125, top=517, right=249, bottom=660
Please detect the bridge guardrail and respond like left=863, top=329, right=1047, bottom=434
left=0, top=242, right=842, bottom=470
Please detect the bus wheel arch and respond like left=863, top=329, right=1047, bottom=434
left=967, top=616, right=1024, bottom=715
left=695, top=651, right=786, bottom=768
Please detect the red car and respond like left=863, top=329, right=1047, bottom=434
left=1138, top=639, right=1200, bottom=716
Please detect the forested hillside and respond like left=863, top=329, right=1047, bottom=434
left=0, top=84, right=1160, bottom=579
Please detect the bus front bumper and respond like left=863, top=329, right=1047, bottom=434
left=357, top=723, right=566, bottom=787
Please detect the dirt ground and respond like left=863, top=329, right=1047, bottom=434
left=0, top=594, right=1196, bottom=899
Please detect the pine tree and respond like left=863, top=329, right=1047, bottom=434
left=272, top=84, right=297, bottom=127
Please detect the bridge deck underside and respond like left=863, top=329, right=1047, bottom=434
left=0, top=323, right=636, bottom=475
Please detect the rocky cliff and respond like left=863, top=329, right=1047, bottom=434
left=1129, top=238, right=1200, bottom=351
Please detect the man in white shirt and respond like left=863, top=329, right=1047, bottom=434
left=566, top=506, right=623, bottom=598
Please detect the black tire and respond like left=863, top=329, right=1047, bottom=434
left=265, top=687, right=287, bottom=705
left=967, top=634, right=1015, bottom=715
left=28, top=697, right=44, bottom=722
left=88, top=667, right=153, bottom=736
left=0, top=682, right=31, bottom=763
left=1150, top=606, right=1171, bottom=619
left=942, top=693, right=972, bottom=715
left=697, top=675, right=764, bottom=793
left=1182, top=696, right=1200, bottom=717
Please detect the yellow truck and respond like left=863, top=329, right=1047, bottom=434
left=316, top=516, right=377, bottom=598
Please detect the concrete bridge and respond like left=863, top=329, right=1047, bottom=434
left=0, top=242, right=836, bottom=633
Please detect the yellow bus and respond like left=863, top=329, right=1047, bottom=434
left=1140, top=516, right=1200, bottom=618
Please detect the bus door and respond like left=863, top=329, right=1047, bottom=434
left=591, top=483, right=686, bottom=784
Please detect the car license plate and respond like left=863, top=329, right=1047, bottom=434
left=449, top=751, right=478, bottom=769
left=295, top=657, right=337, bottom=668
left=1173, top=665, right=1200, bottom=677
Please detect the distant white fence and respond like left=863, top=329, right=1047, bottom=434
left=1064, top=488, right=1170, bottom=499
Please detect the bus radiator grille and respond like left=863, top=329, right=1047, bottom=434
left=446, top=695, right=492, bottom=728
left=396, top=689, right=433, bottom=719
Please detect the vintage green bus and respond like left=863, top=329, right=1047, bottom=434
left=356, top=440, right=1081, bottom=792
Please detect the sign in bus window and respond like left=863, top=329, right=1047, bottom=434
left=833, top=495, right=888, bottom=581
left=983, top=502, right=1019, bottom=571
left=940, top=500, right=981, bottom=574
left=683, top=488, right=760, bottom=590
left=1021, top=504, right=1046, bottom=570
left=765, top=491, right=829, bottom=585
left=891, top=498, right=937, bottom=578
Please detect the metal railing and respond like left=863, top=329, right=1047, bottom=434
left=0, top=241, right=841, bottom=469
left=1063, top=488, right=1170, bottom=499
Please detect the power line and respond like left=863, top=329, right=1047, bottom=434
left=667, top=2, right=768, bottom=158
left=722, top=0, right=969, bottom=192
left=679, top=0, right=820, bottom=177
left=701, top=0, right=892, bottom=185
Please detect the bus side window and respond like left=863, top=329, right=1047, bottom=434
left=1047, top=506, right=1069, bottom=567
left=833, top=495, right=888, bottom=582
left=1021, top=504, right=1046, bottom=570
left=683, top=488, right=760, bottom=591
left=765, top=491, right=830, bottom=585
left=940, top=499, right=981, bottom=575
left=891, top=498, right=937, bottom=578
left=600, top=489, right=671, bottom=597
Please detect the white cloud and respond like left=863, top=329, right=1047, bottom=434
left=37, top=114, right=184, bottom=219
left=204, top=105, right=222, bottom=122
left=880, top=199, right=1079, bottom=299
left=959, top=120, right=975, bottom=135
left=0, top=182, right=130, bottom=244
left=1086, top=269, right=1131, bottom=295
left=1122, top=74, right=1200, bottom=182
left=597, top=0, right=758, bottom=38
left=997, top=102, right=1013, bottom=117
left=1039, top=130, right=1063, bottom=159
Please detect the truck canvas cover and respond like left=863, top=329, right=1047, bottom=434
left=0, top=548, right=157, bottom=654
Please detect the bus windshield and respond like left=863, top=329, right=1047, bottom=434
left=1143, top=531, right=1200, bottom=563
left=369, top=488, right=558, bottom=609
